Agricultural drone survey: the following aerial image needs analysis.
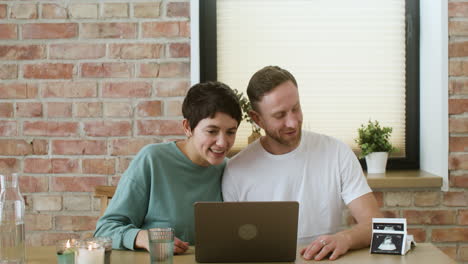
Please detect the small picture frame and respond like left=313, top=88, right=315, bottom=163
left=371, top=232, right=404, bottom=255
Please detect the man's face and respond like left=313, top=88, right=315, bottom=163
left=252, top=80, right=303, bottom=154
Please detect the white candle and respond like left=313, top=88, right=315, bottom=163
left=75, top=244, right=104, bottom=264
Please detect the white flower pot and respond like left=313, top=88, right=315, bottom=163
left=365, top=152, right=389, bottom=174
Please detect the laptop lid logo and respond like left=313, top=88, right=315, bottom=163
left=238, top=224, right=258, bottom=240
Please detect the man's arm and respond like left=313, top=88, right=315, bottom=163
left=300, top=192, right=383, bottom=261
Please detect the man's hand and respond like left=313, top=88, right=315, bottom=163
left=300, top=233, right=352, bottom=261
left=173, top=237, right=189, bottom=254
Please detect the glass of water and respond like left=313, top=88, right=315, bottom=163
left=148, top=228, right=174, bottom=264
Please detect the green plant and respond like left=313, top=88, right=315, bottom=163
left=233, top=89, right=261, bottom=134
left=355, top=120, right=396, bottom=158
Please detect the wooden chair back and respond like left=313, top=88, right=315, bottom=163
left=94, top=185, right=116, bottom=216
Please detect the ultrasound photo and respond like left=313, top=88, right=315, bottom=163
left=371, top=233, right=404, bottom=255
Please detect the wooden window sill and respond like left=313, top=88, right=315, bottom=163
left=366, top=170, right=443, bottom=189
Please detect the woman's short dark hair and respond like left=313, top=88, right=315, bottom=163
left=182, top=81, right=242, bottom=130
left=246, top=66, right=298, bottom=111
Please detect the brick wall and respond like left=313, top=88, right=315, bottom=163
left=1, top=0, right=467, bottom=262
left=0, top=0, right=189, bottom=245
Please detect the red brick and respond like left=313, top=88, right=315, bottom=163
left=407, top=228, right=426, bottom=242
left=450, top=99, right=468, bottom=114
left=142, top=22, right=185, bottom=38
left=51, top=159, right=80, bottom=174
left=25, top=214, right=52, bottom=231
left=460, top=245, right=468, bottom=261
left=450, top=21, right=468, bottom=36
left=81, top=63, right=133, bottom=78
left=16, top=102, right=42, bottom=117
left=0, top=139, right=47, bottom=156
left=0, top=83, right=38, bottom=99
left=137, top=100, right=162, bottom=117
left=22, top=23, right=77, bottom=39
left=0, top=24, right=17, bottom=40
left=450, top=41, right=468, bottom=57
left=33, top=139, right=48, bottom=155
left=41, top=4, right=67, bottom=19
left=154, top=80, right=189, bottom=96
left=403, top=210, right=456, bottom=225
left=432, top=228, right=468, bottom=242
left=169, top=43, right=190, bottom=58
left=117, top=158, right=132, bottom=173
left=0, top=121, right=17, bottom=136
left=0, top=158, right=20, bottom=174
left=55, top=216, right=99, bottom=231
left=450, top=79, right=468, bottom=95
left=103, top=3, right=128, bottom=18
left=414, top=191, right=440, bottom=206
left=134, top=2, right=160, bottom=18
left=47, top=102, right=72, bottom=118
left=180, top=21, right=190, bottom=37
left=104, top=102, right=132, bottom=117
left=102, top=82, right=151, bottom=98
left=139, top=63, right=159, bottom=77
left=27, top=233, right=80, bottom=247
left=111, top=175, right=121, bottom=186
left=137, top=120, right=184, bottom=136
left=380, top=210, right=399, bottom=218
left=111, top=138, right=154, bottom=156
left=110, top=43, right=163, bottom=59
left=443, top=191, right=468, bottom=207
left=81, top=23, right=137, bottom=39
left=459, top=209, right=468, bottom=225
left=83, top=159, right=115, bottom=175
left=52, top=140, right=107, bottom=155
left=449, top=2, right=468, bottom=17
left=0, top=103, right=13, bottom=117
left=75, top=102, right=102, bottom=117
left=450, top=137, right=468, bottom=152
left=438, top=246, right=457, bottom=260
left=20, top=176, right=48, bottom=193
left=0, top=45, right=45, bottom=60
left=51, top=176, right=107, bottom=192
left=0, top=4, right=5, bottom=18
left=449, top=61, right=468, bottom=76
left=11, top=3, right=37, bottom=19
left=23, top=121, right=78, bottom=137
left=451, top=174, right=468, bottom=188
left=449, top=154, right=468, bottom=170
left=50, top=43, right=105, bottom=59
left=24, top=63, right=73, bottom=79
left=24, top=158, right=79, bottom=174
left=0, top=64, right=18, bottom=79
left=450, top=117, right=468, bottom=133
left=84, top=121, right=131, bottom=137
left=167, top=2, right=189, bottom=17
left=69, top=4, right=98, bottom=19
left=42, top=81, right=97, bottom=98
left=159, top=62, right=190, bottom=77
left=167, top=100, right=182, bottom=116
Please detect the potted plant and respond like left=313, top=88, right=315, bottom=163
left=233, top=89, right=261, bottom=143
left=355, top=120, right=396, bottom=173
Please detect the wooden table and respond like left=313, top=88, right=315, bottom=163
left=25, top=243, right=455, bottom=263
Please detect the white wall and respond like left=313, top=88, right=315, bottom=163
left=420, top=0, right=449, bottom=191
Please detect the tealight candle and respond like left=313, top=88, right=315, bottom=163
left=56, top=239, right=76, bottom=264
left=75, top=241, right=104, bottom=264
left=94, top=237, right=112, bottom=264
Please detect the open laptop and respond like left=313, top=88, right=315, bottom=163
left=194, top=201, right=299, bottom=263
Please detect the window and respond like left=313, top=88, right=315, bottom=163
left=199, top=0, right=419, bottom=169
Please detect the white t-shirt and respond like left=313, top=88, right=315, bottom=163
left=222, top=131, right=371, bottom=244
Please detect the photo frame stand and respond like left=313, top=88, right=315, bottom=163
left=370, top=218, right=416, bottom=255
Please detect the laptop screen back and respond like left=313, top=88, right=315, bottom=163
left=194, top=201, right=299, bottom=262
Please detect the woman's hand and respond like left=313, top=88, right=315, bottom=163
left=174, top=237, right=189, bottom=254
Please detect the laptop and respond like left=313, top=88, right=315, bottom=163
left=194, top=201, right=299, bottom=263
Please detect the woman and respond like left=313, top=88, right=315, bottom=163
left=94, top=82, right=242, bottom=253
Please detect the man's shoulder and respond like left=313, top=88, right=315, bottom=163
left=227, top=140, right=263, bottom=167
left=303, top=131, right=349, bottom=150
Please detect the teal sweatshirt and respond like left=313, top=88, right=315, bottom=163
left=94, top=142, right=224, bottom=250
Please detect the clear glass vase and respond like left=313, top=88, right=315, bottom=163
left=0, top=173, right=25, bottom=264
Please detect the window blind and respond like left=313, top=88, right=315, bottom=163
left=217, top=0, right=406, bottom=156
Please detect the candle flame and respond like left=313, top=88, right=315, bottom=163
left=66, top=240, right=70, bottom=248
left=88, top=245, right=92, bottom=250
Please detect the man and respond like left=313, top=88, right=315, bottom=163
left=222, top=66, right=383, bottom=261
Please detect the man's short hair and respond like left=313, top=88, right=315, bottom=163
left=246, top=66, right=298, bottom=111
left=182, top=81, right=242, bottom=130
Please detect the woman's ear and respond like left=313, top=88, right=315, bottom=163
left=182, top=119, right=192, bottom=138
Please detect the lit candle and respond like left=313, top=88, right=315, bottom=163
left=56, top=239, right=75, bottom=264
left=75, top=242, right=104, bottom=264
